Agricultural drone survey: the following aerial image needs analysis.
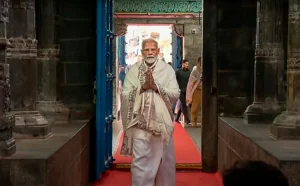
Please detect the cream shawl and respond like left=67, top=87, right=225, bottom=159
left=120, top=59, right=180, bottom=156
left=186, top=65, right=202, bottom=105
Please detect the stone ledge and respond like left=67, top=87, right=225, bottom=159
left=36, top=101, right=70, bottom=124
left=12, top=111, right=51, bottom=138
left=0, top=138, right=16, bottom=156
left=270, top=111, right=300, bottom=139
left=218, top=117, right=300, bottom=186
left=243, top=102, right=281, bottom=124
left=182, top=123, right=202, bottom=128
left=270, top=124, right=300, bottom=140
left=0, top=121, right=90, bottom=186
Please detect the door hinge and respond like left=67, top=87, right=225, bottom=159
left=105, top=114, right=115, bottom=124
left=106, top=73, right=115, bottom=81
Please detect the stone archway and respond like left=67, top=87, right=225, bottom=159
left=114, top=17, right=202, bottom=67
left=113, top=17, right=202, bottom=121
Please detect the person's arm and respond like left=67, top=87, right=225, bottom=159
left=186, top=66, right=199, bottom=104
left=155, top=68, right=180, bottom=106
left=175, top=70, right=180, bottom=83
left=121, top=67, right=143, bottom=131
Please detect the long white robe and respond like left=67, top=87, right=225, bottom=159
left=121, top=59, right=180, bottom=186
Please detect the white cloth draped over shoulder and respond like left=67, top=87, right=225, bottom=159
left=186, top=65, right=202, bottom=104
left=120, top=59, right=180, bottom=156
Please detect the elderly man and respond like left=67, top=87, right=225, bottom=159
left=120, top=38, right=180, bottom=186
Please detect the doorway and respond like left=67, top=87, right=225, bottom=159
left=95, top=0, right=204, bottom=180
left=113, top=24, right=203, bottom=169
left=114, top=24, right=181, bottom=155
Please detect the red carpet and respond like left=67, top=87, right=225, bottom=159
left=93, top=170, right=222, bottom=186
left=113, top=123, right=202, bottom=169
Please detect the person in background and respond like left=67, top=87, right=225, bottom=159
left=186, top=57, right=202, bottom=127
left=119, top=65, right=126, bottom=87
left=125, top=64, right=131, bottom=74
left=223, top=160, right=289, bottom=186
left=175, top=59, right=191, bottom=124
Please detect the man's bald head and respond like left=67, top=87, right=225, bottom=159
left=142, top=38, right=158, bottom=49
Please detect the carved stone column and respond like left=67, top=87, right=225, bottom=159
left=7, top=0, right=50, bottom=138
left=114, top=23, right=128, bottom=37
left=0, top=0, right=16, bottom=156
left=270, top=0, right=300, bottom=139
left=35, top=0, right=69, bottom=124
left=173, top=24, right=184, bottom=37
left=244, top=0, right=285, bottom=124
left=0, top=64, right=16, bottom=156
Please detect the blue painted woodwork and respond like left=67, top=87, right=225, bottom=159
left=176, top=36, right=183, bottom=69
left=118, top=36, right=126, bottom=66
left=95, top=0, right=115, bottom=180
left=172, top=30, right=183, bottom=70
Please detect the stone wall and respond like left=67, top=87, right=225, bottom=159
left=218, top=117, right=300, bottom=186
left=7, top=0, right=37, bottom=111
left=0, top=122, right=90, bottom=186
left=201, top=0, right=256, bottom=172
left=183, top=22, right=202, bottom=66
left=5, top=0, right=96, bottom=122
left=217, top=1, right=256, bottom=117
left=59, top=0, right=96, bottom=119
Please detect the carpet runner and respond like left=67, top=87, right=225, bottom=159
left=113, top=123, right=202, bottom=170
left=93, top=170, right=222, bottom=186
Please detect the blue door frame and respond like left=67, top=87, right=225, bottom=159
left=172, top=29, right=183, bottom=70
left=95, top=0, right=115, bottom=180
left=118, top=36, right=126, bottom=66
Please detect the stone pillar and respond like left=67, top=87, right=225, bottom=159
left=201, top=0, right=218, bottom=172
left=182, top=22, right=202, bottom=67
left=244, top=0, right=285, bottom=124
left=270, top=0, right=300, bottom=139
left=35, top=0, right=69, bottom=124
left=7, top=0, right=50, bottom=138
left=0, top=0, right=16, bottom=156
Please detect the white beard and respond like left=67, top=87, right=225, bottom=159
left=144, top=56, right=157, bottom=64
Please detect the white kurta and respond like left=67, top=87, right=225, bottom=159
left=131, top=90, right=175, bottom=186
left=132, top=130, right=176, bottom=186
left=121, top=59, right=180, bottom=186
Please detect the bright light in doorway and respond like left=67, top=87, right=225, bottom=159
left=125, top=25, right=173, bottom=65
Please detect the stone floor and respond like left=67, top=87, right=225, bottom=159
left=185, top=127, right=201, bottom=152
